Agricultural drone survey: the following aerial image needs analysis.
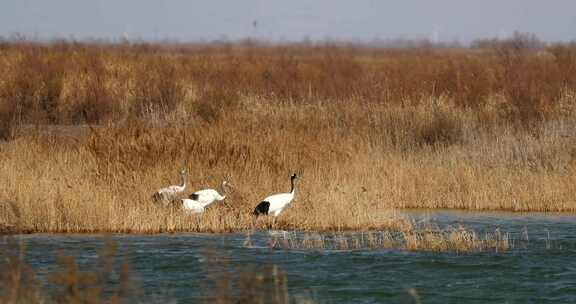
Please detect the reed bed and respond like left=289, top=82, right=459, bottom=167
left=265, top=226, right=511, bottom=253
left=1, top=41, right=576, bottom=234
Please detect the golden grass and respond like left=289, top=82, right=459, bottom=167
left=1, top=41, right=576, bottom=234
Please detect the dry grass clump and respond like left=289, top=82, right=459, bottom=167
left=1, top=41, right=576, bottom=233
left=0, top=239, right=44, bottom=303
left=402, top=226, right=510, bottom=252
left=206, top=265, right=314, bottom=304
left=0, top=236, right=314, bottom=304
left=0, top=237, right=136, bottom=304
left=204, top=251, right=314, bottom=304
left=266, top=225, right=511, bottom=253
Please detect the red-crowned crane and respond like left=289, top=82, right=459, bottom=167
left=182, top=180, right=230, bottom=213
left=253, top=173, right=297, bottom=226
left=153, top=169, right=187, bottom=206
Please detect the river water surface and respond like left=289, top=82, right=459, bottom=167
left=9, top=211, right=576, bottom=303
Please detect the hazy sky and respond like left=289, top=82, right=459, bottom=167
left=1, top=0, right=575, bottom=43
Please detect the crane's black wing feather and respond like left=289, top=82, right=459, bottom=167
left=253, top=201, right=270, bottom=216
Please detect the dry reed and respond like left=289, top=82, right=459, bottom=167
left=203, top=250, right=314, bottom=304
left=266, top=226, right=511, bottom=253
left=0, top=236, right=314, bottom=304
left=0, top=237, right=136, bottom=304
left=1, top=41, right=576, bottom=234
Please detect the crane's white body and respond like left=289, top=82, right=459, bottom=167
left=182, top=189, right=225, bottom=213
left=261, top=192, right=294, bottom=217
left=181, top=199, right=207, bottom=213
left=254, top=174, right=297, bottom=226
left=153, top=170, right=187, bottom=205
left=182, top=181, right=228, bottom=214
left=155, top=184, right=186, bottom=200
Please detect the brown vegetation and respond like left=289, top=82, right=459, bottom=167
left=0, top=237, right=313, bottom=304
left=1, top=41, right=576, bottom=233
left=0, top=238, right=134, bottom=304
left=204, top=250, right=315, bottom=304
left=265, top=226, right=511, bottom=253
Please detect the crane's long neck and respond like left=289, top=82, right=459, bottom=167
left=290, top=177, right=296, bottom=194
left=180, top=174, right=187, bottom=191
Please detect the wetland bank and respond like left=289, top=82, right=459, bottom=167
left=1, top=40, right=576, bottom=303
left=2, top=40, right=576, bottom=234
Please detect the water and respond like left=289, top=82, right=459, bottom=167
left=7, top=211, right=576, bottom=303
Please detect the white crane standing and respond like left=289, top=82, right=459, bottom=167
left=153, top=169, right=187, bottom=206
left=182, top=180, right=230, bottom=213
left=253, top=173, right=298, bottom=226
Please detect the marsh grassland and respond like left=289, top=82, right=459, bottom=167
left=1, top=41, right=576, bottom=234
